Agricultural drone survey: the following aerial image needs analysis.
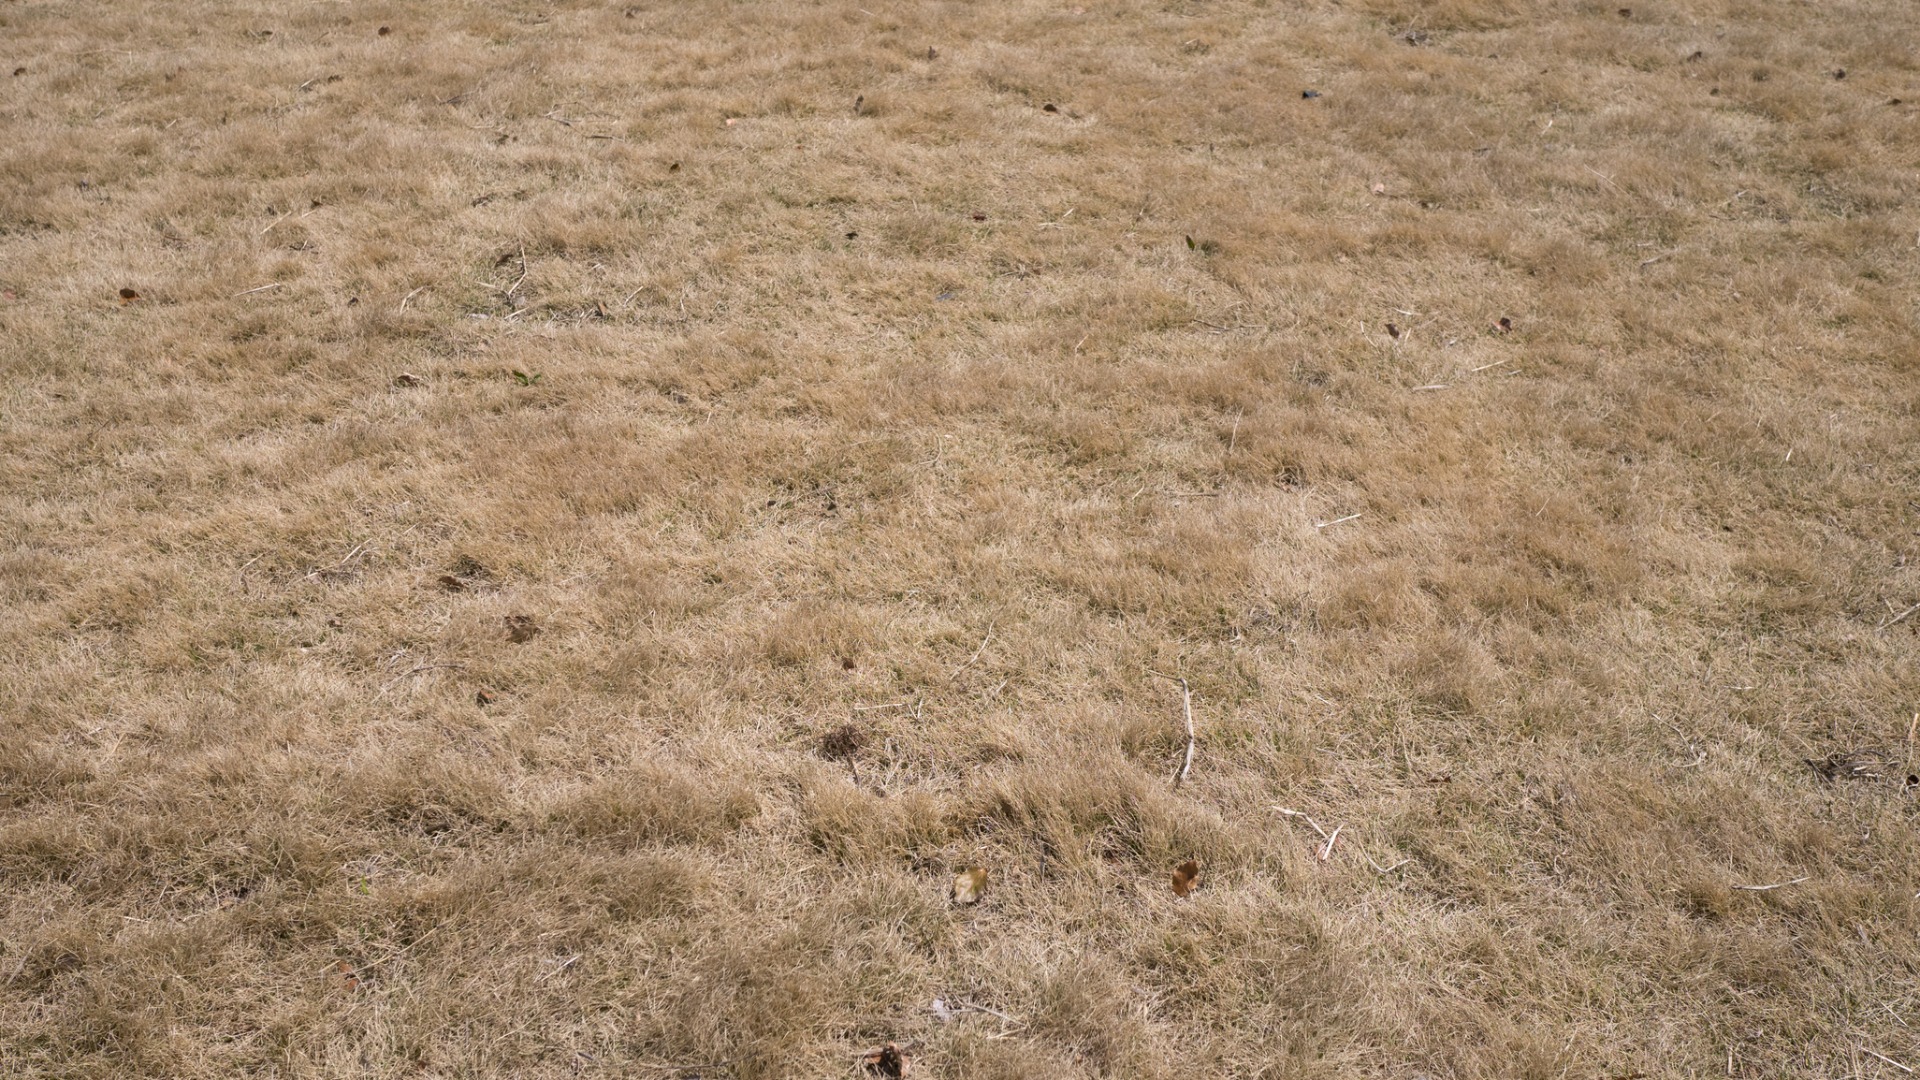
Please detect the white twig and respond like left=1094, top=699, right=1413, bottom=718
left=950, top=620, right=994, bottom=679
left=1469, top=358, right=1511, bottom=372
left=1410, top=384, right=1449, bottom=391
left=233, top=282, right=282, bottom=297
left=535, top=954, right=580, bottom=982
left=376, top=662, right=467, bottom=697
left=1150, top=671, right=1197, bottom=787
left=1861, top=1047, right=1914, bottom=1074
left=1314, top=512, right=1362, bottom=529
left=508, top=243, right=529, bottom=298
left=1879, top=601, right=1920, bottom=629
left=1361, top=852, right=1411, bottom=874
left=1276, top=807, right=1409, bottom=873
left=1172, top=677, right=1196, bottom=788
left=1731, top=876, right=1808, bottom=892
left=1275, top=807, right=1331, bottom=841
left=953, top=1001, right=1022, bottom=1026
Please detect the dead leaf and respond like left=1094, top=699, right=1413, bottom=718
left=1041, top=102, right=1059, bottom=113
left=393, top=372, right=423, bottom=387
left=332, top=960, right=360, bottom=991
left=861, top=1042, right=908, bottom=1078
left=378, top=25, right=392, bottom=35
left=1496, top=316, right=1514, bottom=333
left=926, top=46, right=938, bottom=60
left=505, top=614, right=539, bottom=643
left=1171, top=859, right=1200, bottom=897
left=1371, top=182, right=1387, bottom=195
left=1385, top=322, right=1401, bottom=339
left=438, top=574, right=466, bottom=592
left=952, top=867, right=988, bottom=905
left=476, top=689, right=496, bottom=706
left=119, top=288, right=140, bottom=303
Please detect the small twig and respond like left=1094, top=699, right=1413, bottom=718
left=1319, top=824, right=1342, bottom=860
left=1861, top=1047, right=1915, bottom=1074
left=950, top=620, right=994, bottom=680
left=1638, top=250, right=1677, bottom=267
left=259, top=211, right=293, bottom=235
left=399, top=285, right=427, bottom=310
left=377, top=662, right=467, bottom=696
left=1314, top=512, right=1362, bottom=529
left=1360, top=851, right=1412, bottom=874
left=1275, top=807, right=1332, bottom=842
left=535, top=954, right=580, bottom=982
left=953, top=1001, right=1022, bottom=1026
left=1730, top=876, right=1808, bottom=892
left=233, top=282, right=282, bottom=297
left=542, top=109, right=574, bottom=126
left=852, top=701, right=909, bottom=712
left=1172, top=677, right=1196, bottom=788
left=1410, top=383, right=1449, bottom=391
left=508, top=243, right=529, bottom=298
left=1878, top=601, right=1920, bottom=629
left=1277, top=807, right=1409, bottom=872
left=1583, top=164, right=1628, bottom=195
left=1470, top=358, right=1512, bottom=373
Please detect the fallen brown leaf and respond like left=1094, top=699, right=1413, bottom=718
left=1171, top=859, right=1200, bottom=897
left=861, top=1042, right=908, bottom=1078
left=952, top=867, right=988, bottom=905
left=505, top=614, right=539, bottom=643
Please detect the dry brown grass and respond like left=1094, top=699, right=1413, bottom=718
left=4, top=0, right=1920, bottom=1075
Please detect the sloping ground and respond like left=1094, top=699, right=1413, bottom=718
left=2, top=0, right=1917, bottom=1076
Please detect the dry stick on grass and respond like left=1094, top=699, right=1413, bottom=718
left=508, top=243, right=530, bottom=299
left=375, top=662, right=467, bottom=699
left=1879, top=600, right=1920, bottom=629
left=1315, top=512, right=1363, bottom=529
left=1275, top=807, right=1410, bottom=873
left=950, top=620, right=994, bottom=680
left=1860, top=1047, right=1915, bottom=1075
left=233, top=282, right=282, bottom=297
left=1320, top=823, right=1342, bottom=860
left=1730, top=876, right=1809, bottom=892
left=1148, top=672, right=1197, bottom=788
